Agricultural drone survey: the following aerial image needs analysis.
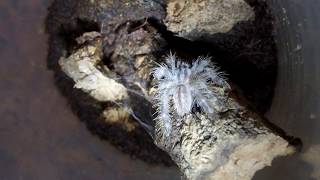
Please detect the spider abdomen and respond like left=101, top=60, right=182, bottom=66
left=173, top=85, right=193, bottom=116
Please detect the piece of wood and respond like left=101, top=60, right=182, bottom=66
left=58, top=31, right=297, bottom=180
left=166, top=0, right=255, bottom=40
left=154, top=92, right=295, bottom=180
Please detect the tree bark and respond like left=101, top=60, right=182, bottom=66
left=154, top=95, right=295, bottom=180
left=58, top=31, right=297, bottom=180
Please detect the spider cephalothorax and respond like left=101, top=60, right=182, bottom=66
left=152, top=54, right=229, bottom=137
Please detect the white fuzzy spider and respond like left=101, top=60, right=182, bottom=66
left=152, top=53, right=229, bottom=137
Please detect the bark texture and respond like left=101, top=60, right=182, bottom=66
left=166, top=0, right=255, bottom=40
left=58, top=31, right=296, bottom=180
left=154, top=92, right=295, bottom=179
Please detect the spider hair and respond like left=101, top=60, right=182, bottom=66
left=152, top=53, right=229, bottom=138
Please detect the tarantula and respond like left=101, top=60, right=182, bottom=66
left=152, top=54, right=229, bottom=137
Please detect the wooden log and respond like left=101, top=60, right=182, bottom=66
left=153, top=91, right=295, bottom=180
left=58, top=31, right=297, bottom=180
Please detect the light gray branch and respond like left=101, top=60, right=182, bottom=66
left=58, top=31, right=296, bottom=180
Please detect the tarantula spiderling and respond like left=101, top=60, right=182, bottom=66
left=152, top=53, right=229, bottom=137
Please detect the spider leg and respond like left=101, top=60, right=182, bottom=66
left=156, top=88, right=173, bottom=137
left=191, top=80, right=217, bottom=114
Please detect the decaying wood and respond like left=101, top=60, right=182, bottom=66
left=166, top=0, right=255, bottom=40
left=59, top=32, right=129, bottom=102
left=58, top=31, right=296, bottom=180
left=153, top=92, right=295, bottom=180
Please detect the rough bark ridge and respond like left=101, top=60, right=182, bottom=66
left=166, top=0, right=255, bottom=40
left=153, top=89, right=295, bottom=179
left=47, top=0, right=299, bottom=179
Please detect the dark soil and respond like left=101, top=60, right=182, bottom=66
left=46, top=0, right=278, bottom=166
